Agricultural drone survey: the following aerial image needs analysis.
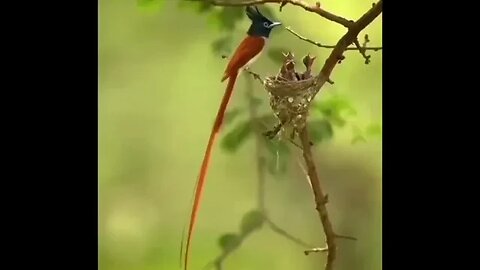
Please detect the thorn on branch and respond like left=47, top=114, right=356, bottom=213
left=280, top=0, right=288, bottom=11
left=315, top=2, right=321, bottom=8
left=354, top=38, right=371, bottom=64
left=363, top=34, right=370, bottom=48
left=334, top=233, right=358, bottom=241
left=316, top=194, right=329, bottom=207
left=304, top=246, right=328, bottom=255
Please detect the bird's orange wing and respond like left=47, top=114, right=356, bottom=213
left=222, top=36, right=265, bottom=81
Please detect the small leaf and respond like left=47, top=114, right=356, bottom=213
left=315, top=95, right=357, bottom=119
left=309, top=120, right=333, bottom=143
left=221, top=120, right=252, bottom=152
left=366, top=123, right=382, bottom=137
left=240, top=210, right=264, bottom=234
left=177, top=0, right=204, bottom=12
left=212, top=35, right=233, bottom=54
left=223, top=108, right=243, bottom=126
left=327, top=113, right=347, bottom=128
left=137, top=0, right=165, bottom=11
left=218, top=233, right=241, bottom=252
left=267, top=47, right=290, bottom=64
left=351, top=135, right=367, bottom=145
left=196, top=1, right=214, bottom=13
left=216, top=7, right=244, bottom=31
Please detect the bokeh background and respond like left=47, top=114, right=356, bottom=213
left=99, top=1, right=382, bottom=270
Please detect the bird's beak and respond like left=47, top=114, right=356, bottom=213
left=269, top=22, right=282, bottom=28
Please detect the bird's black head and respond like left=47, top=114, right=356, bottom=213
left=246, top=6, right=282, bottom=38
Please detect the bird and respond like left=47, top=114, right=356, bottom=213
left=180, top=6, right=282, bottom=270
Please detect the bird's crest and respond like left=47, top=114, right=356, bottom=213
left=246, top=6, right=272, bottom=23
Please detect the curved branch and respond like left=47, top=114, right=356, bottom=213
left=285, top=27, right=382, bottom=52
left=203, top=0, right=353, bottom=27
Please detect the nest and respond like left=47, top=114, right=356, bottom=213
left=263, top=52, right=321, bottom=134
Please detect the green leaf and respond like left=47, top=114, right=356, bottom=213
left=212, top=35, right=233, bottom=54
left=216, top=7, right=244, bottom=31
left=267, top=47, right=289, bottom=64
left=137, top=0, right=165, bottom=11
left=220, top=120, right=252, bottom=152
left=351, top=125, right=366, bottom=144
left=218, top=233, right=241, bottom=252
left=240, top=210, right=264, bottom=234
left=366, top=123, right=382, bottom=137
left=351, top=135, right=367, bottom=145
left=315, top=95, right=357, bottom=119
left=177, top=0, right=213, bottom=13
left=223, top=108, right=243, bottom=126
left=309, top=120, right=333, bottom=143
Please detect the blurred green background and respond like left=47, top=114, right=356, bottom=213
left=99, top=1, right=382, bottom=270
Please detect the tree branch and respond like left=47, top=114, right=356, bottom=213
left=299, top=127, right=336, bottom=270
left=203, top=0, right=353, bottom=28
left=295, top=2, right=382, bottom=270
left=285, top=27, right=382, bottom=52
left=313, top=0, right=383, bottom=97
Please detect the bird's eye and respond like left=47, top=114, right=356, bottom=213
left=263, top=22, right=269, bottom=28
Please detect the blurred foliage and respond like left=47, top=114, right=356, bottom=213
left=137, top=0, right=165, bottom=11
left=218, top=233, right=241, bottom=252
left=135, top=1, right=382, bottom=266
left=240, top=210, right=264, bottom=234
left=221, top=92, right=381, bottom=159
left=220, top=120, right=253, bottom=152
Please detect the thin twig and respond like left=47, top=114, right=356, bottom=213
left=353, top=39, right=371, bottom=64
left=244, top=68, right=264, bottom=84
left=203, top=0, right=353, bottom=28
left=285, top=27, right=382, bottom=52
left=265, top=217, right=313, bottom=248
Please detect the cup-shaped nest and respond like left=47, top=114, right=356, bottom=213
left=263, top=52, right=320, bottom=131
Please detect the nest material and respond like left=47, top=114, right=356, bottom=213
left=264, top=52, right=321, bottom=131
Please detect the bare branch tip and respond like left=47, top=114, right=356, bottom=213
left=334, top=233, right=358, bottom=241
left=280, top=0, right=288, bottom=11
left=304, top=246, right=328, bottom=255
